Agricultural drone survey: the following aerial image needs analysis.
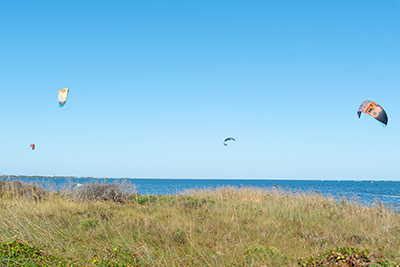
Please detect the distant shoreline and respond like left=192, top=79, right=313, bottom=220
left=0, top=175, right=103, bottom=179
left=0, top=174, right=400, bottom=182
left=1, top=175, right=399, bottom=181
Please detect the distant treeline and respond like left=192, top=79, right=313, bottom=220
left=0, top=175, right=121, bottom=179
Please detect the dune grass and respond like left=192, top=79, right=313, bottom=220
left=0, top=180, right=400, bottom=266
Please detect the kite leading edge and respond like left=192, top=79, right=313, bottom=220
left=223, top=137, right=236, bottom=146
left=357, top=100, right=388, bottom=128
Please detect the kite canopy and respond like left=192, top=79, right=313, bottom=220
left=30, top=144, right=35, bottom=150
left=58, top=88, right=69, bottom=107
left=357, top=100, right=388, bottom=127
left=223, top=137, right=236, bottom=146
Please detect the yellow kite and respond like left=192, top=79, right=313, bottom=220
left=58, top=88, right=69, bottom=107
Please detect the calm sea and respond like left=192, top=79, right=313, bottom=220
left=4, top=178, right=400, bottom=209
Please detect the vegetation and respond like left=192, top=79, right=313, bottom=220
left=0, top=180, right=400, bottom=266
left=68, top=181, right=135, bottom=203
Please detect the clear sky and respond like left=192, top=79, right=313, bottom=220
left=1, top=1, right=399, bottom=180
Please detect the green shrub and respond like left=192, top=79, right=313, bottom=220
left=157, top=195, right=177, bottom=206
left=0, top=239, right=68, bottom=266
left=129, top=194, right=209, bottom=208
left=298, top=247, right=395, bottom=266
left=177, top=195, right=207, bottom=208
left=131, top=195, right=158, bottom=204
left=173, top=227, right=186, bottom=244
left=79, top=219, right=98, bottom=231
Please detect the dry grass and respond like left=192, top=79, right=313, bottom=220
left=0, top=181, right=399, bottom=266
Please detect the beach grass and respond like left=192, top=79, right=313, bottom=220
left=0, top=180, right=400, bottom=266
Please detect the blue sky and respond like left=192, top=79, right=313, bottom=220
left=1, top=1, right=399, bottom=179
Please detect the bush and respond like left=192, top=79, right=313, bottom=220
left=173, top=228, right=186, bottom=244
left=67, top=180, right=136, bottom=203
left=130, top=195, right=158, bottom=204
left=0, top=238, right=68, bottom=266
left=298, top=247, right=395, bottom=266
left=79, top=219, right=99, bottom=231
left=130, top=194, right=209, bottom=208
left=0, top=180, right=47, bottom=201
left=177, top=195, right=207, bottom=208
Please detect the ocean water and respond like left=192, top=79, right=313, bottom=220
left=4, top=177, right=400, bottom=209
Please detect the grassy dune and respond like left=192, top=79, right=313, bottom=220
left=0, top=180, right=400, bottom=266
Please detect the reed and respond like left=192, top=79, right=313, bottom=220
left=0, top=181, right=399, bottom=266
